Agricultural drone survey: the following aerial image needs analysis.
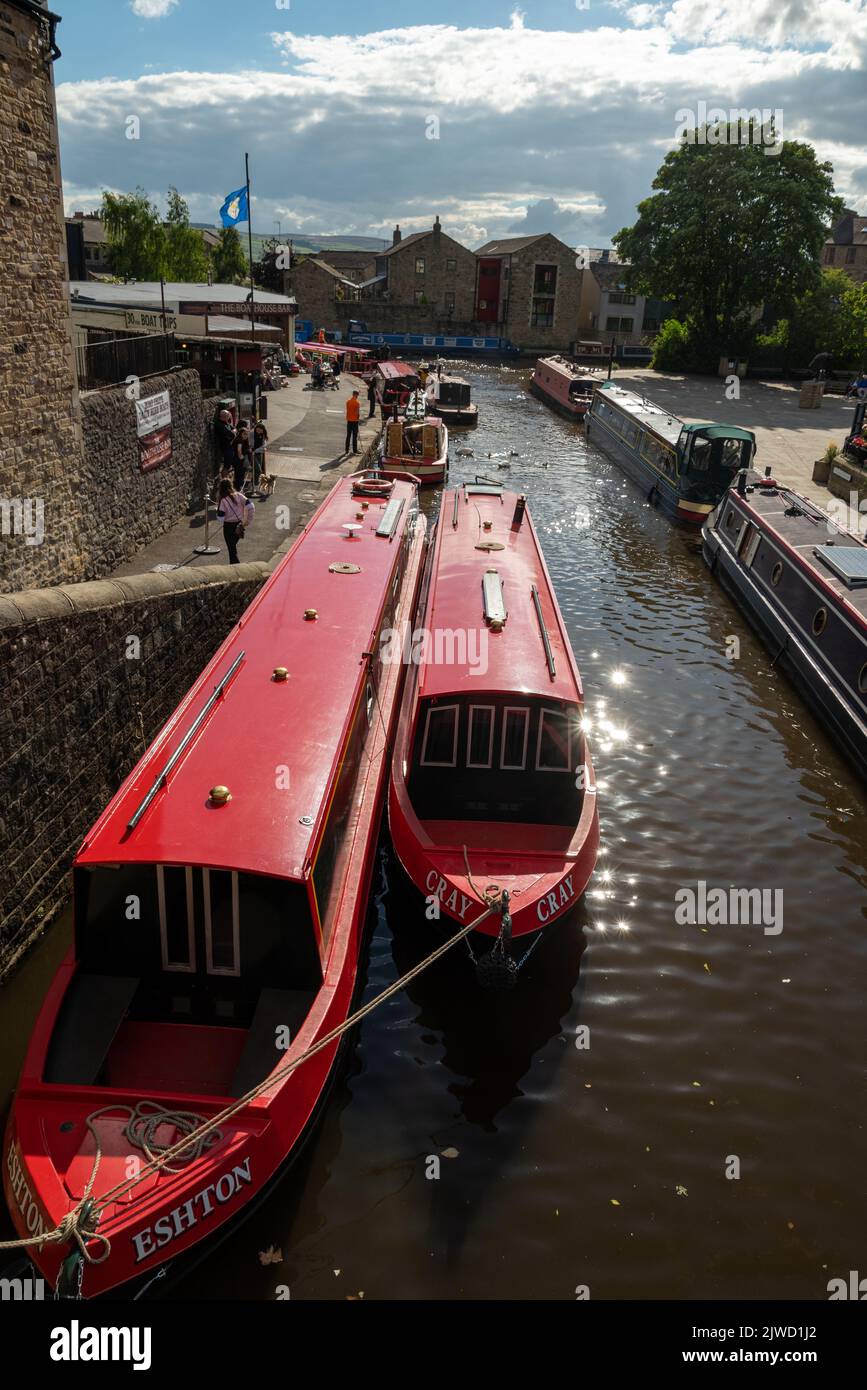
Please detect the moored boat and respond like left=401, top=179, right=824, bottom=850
left=379, top=410, right=449, bottom=485
left=586, top=381, right=757, bottom=525
left=389, top=482, right=599, bottom=955
left=371, top=360, right=422, bottom=419
left=703, top=468, right=867, bottom=782
left=2, top=474, right=426, bottom=1297
left=530, top=355, right=604, bottom=420
left=426, top=372, right=478, bottom=427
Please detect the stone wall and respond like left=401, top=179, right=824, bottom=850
left=1, top=367, right=216, bottom=594
left=502, top=234, right=583, bottom=351
left=0, top=561, right=269, bottom=978
left=0, top=1, right=83, bottom=593
left=383, top=225, right=478, bottom=319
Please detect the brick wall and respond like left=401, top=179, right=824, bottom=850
left=0, top=562, right=270, bottom=977
left=0, top=1, right=83, bottom=592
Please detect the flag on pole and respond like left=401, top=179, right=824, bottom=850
left=220, top=186, right=249, bottom=227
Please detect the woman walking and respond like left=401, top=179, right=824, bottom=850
left=251, top=419, right=269, bottom=491
left=216, top=478, right=254, bottom=564
left=233, top=423, right=252, bottom=491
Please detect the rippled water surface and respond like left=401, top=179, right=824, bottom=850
left=4, top=365, right=866, bottom=1300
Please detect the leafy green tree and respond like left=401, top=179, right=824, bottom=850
left=101, top=188, right=167, bottom=280
left=615, top=122, right=842, bottom=359
left=212, top=226, right=248, bottom=284
left=755, top=270, right=867, bottom=369
left=164, top=186, right=209, bottom=282
left=254, top=236, right=291, bottom=293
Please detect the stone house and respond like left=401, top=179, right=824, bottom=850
left=287, top=257, right=360, bottom=337
left=473, top=233, right=583, bottom=351
left=370, top=219, right=478, bottom=320
left=66, top=212, right=110, bottom=276
left=316, top=249, right=378, bottom=284
left=577, top=255, right=663, bottom=347
left=822, top=209, right=867, bottom=285
left=1, top=0, right=83, bottom=592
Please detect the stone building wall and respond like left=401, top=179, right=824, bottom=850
left=383, top=224, right=478, bottom=318
left=502, top=234, right=583, bottom=351
left=0, top=561, right=269, bottom=977
left=0, top=0, right=83, bottom=593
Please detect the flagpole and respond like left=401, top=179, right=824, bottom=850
left=245, top=152, right=256, bottom=351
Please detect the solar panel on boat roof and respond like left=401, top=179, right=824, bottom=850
left=814, top=545, right=867, bottom=587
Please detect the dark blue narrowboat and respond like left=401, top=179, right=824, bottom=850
left=702, top=450, right=867, bottom=782
left=585, top=381, right=756, bottom=525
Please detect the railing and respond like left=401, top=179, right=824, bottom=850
left=75, top=333, right=176, bottom=391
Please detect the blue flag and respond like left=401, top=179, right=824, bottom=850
left=220, top=186, right=249, bottom=227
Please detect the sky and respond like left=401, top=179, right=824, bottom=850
left=55, top=0, right=867, bottom=249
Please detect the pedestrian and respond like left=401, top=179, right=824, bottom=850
left=215, top=408, right=235, bottom=468
left=311, top=359, right=322, bottom=390
left=808, top=351, right=833, bottom=381
left=233, top=424, right=251, bottom=491
left=251, top=419, right=268, bottom=490
left=332, top=354, right=342, bottom=386
left=345, top=389, right=361, bottom=454
left=216, top=478, right=254, bottom=564
left=367, top=376, right=378, bottom=419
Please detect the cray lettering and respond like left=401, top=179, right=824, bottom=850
left=424, top=870, right=474, bottom=919
left=131, top=1158, right=252, bottom=1263
left=537, top=875, right=575, bottom=923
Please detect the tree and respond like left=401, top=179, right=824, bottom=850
left=757, top=269, right=867, bottom=369
left=101, top=188, right=166, bottom=281
left=254, top=236, right=291, bottom=293
left=614, top=121, right=842, bottom=360
left=164, top=186, right=209, bottom=282
left=212, top=226, right=248, bottom=284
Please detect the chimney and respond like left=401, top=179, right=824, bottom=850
left=392, top=225, right=401, bottom=246
left=433, top=215, right=441, bottom=248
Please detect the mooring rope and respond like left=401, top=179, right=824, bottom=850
left=0, top=902, right=497, bottom=1266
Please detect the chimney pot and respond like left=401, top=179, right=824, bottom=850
left=393, top=224, right=401, bottom=246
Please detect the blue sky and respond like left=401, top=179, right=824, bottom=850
left=55, top=1, right=867, bottom=247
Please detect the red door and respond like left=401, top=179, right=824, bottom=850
left=476, top=259, right=502, bottom=322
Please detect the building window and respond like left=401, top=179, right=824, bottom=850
left=533, top=264, right=557, bottom=294
left=824, top=247, right=835, bottom=264
left=446, top=257, right=457, bottom=272
left=620, top=317, right=634, bottom=333
left=445, top=290, right=455, bottom=312
left=608, top=291, right=636, bottom=305
left=642, top=317, right=660, bottom=332
left=414, top=289, right=425, bottom=305
left=415, top=257, right=425, bottom=274
left=531, top=298, right=555, bottom=328
left=605, top=317, right=621, bottom=331
left=846, top=246, right=856, bottom=263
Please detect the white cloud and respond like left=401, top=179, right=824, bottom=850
left=56, top=16, right=867, bottom=246
left=130, top=0, right=179, bottom=18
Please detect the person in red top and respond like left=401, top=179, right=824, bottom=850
left=345, top=390, right=361, bottom=454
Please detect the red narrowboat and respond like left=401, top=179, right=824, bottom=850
left=530, top=356, right=603, bottom=421
left=379, top=410, right=449, bottom=486
left=372, top=361, right=422, bottom=418
left=2, top=475, right=426, bottom=1298
left=389, top=483, right=599, bottom=951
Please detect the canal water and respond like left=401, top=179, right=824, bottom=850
left=2, top=364, right=865, bottom=1300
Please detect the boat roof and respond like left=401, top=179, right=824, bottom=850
left=419, top=485, right=583, bottom=704
left=730, top=482, right=867, bottom=628
left=76, top=477, right=417, bottom=882
left=296, top=341, right=371, bottom=356
left=375, top=361, right=419, bottom=380
left=595, top=381, right=755, bottom=446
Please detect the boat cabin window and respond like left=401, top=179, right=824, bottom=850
left=682, top=433, right=755, bottom=500
left=74, top=864, right=322, bottom=1004
left=536, top=708, right=574, bottom=771
left=410, top=700, right=583, bottom=825
left=467, top=705, right=495, bottom=768
left=501, top=707, right=530, bottom=769
left=421, top=703, right=459, bottom=766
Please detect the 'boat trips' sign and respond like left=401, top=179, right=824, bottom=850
left=135, top=389, right=172, bottom=473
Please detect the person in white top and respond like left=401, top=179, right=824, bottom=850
left=216, top=479, right=254, bottom=564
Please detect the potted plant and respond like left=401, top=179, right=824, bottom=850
left=812, top=441, right=839, bottom=485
